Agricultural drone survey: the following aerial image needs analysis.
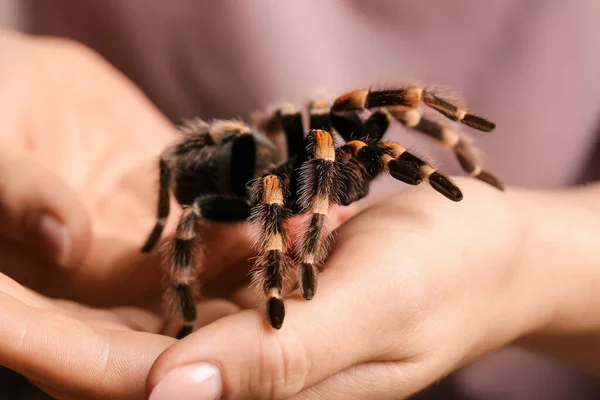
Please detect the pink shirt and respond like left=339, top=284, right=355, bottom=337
left=20, top=1, right=600, bottom=192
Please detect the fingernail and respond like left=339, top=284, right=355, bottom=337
left=38, top=213, right=69, bottom=266
left=150, top=363, right=222, bottom=400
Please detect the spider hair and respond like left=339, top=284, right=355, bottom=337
left=140, top=82, right=503, bottom=337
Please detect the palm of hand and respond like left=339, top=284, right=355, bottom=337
left=0, top=33, right=360, bottom=399
left=0, top=34, right=261, bottom=310
left=0, top=33, right=264, bottom=399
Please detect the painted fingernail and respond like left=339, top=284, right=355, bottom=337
left=38, top=213, right=69, bottom=266
left=150, top=363, right=222, bottom=400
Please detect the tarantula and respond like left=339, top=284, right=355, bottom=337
left=141, top=84, right=503, bottom=339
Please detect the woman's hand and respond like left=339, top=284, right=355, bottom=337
left=0, top=29, right=181, bottom=309
left=0, top=29, right=184, bottom=399
left=0, top=29, right=358, bottom=399
left=148, top=178, right=554, bottom=400
left=0, top=29, right=274, bottom=310
left=0, top=270, right=177, bottom=400
left=0, top=29, right=354, bottom=312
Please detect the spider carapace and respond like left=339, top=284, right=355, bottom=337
left=141, top=84, right=503, bottom=339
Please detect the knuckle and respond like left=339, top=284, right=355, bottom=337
left=249, top=332, right=310, bottom=399
left=34, top=35, right=110, bottom=72
left=36, top=35, right=89, bottom=55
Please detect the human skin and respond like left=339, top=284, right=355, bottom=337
left=0, top=29, right=264, bottom=311
left=0, top=29, right=353, bottom=399
left=1, top=29, right=600, bottom=400
left=147, top=181, right=600, bottom=399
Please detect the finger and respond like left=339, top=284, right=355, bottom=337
left=0, top=290, right=175, bottom=400
left=147, top=243, right=392, bottom=400
left=0, top=264, right=164, bottom=333
left=191, top=300, right=242, bottom=328
left=0, top=146, right=91, bottom=268
left=285, top=203, right=362, bottom=245
left=160, top=299, right=242, bottom=337
left=329, top=203, right=362, bottom=226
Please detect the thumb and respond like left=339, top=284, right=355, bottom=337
left=0, top=147, right=91, bottom=267
left=0, top=273, right=175, bottom=400
left=147, top=257, right=385, bottom=399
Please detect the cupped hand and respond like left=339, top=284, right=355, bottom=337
left=0, top=30, right=276, bottom=311
left=0, top=30, right=360, bottom=399
left=148, top=178, right=546, bottom=400
left=0, top=30, right=189, bottom=399
left=0, top=29, right=177, bottom=309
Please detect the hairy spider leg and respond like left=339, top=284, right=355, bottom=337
left=362, top=110, right=394, bottom=142
left=325, top=103, right=415, bottom=204
left=387, top=107, right=504, bottom=190
left=279, top=104, right=305, bottom=160
left=335, top=154, right=373, bottom=205
left=329, top=86, right=503, bottom=191
left=141, top=157, right=172, bottom=252
left=255, top=102, right=305, bottom=160
left=309, top=97, right=332, bottom=132
left=328, top=104, right=393, bottom=144
left=328, top=109, right=425, bottom=204
left=168, top=203, right=201, bottom=339
left=268, top=103, right=308, bottom=209
left=230, top=133, right=257, bottom=197
left=331, top=85, right=495, bottom=132
left=250, top=173, right=292, bottom=329
left=330, top=110, right=366, bottom=142
left=168, top=194, right=252, bottom=339
left=296, top=129, right=339, bottom=301
left=340, top=140, right=463, bottom=201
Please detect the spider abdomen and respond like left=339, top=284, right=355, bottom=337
left=172, top=143, right=234, bottom=205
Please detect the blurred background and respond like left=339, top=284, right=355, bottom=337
left=1, top=1, right=600, bottom=398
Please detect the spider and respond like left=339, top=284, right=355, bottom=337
left=141, top=83, right=503, bottom=339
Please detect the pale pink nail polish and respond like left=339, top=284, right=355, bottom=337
left=38, top=213, right=69, bottom=265
left=150, top=363, right=222, bottom=400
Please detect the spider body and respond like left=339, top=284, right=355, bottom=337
left=170, top=122, right=281, bottom=205
left=142, top=84, right=503, bottom=339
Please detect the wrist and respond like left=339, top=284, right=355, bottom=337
left=454, top=186, right=547, bottom=363
left=509, top=183, right=600, bottom=372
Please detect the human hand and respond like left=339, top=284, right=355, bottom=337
left=0, top=29, right=278, bottom=312
left=0, top=29, right=180, bottom=308
left=0, top=30, right=361, bottom=399
left=148, top=178, right=550, bottom=399
left=0, top=268, right=178, bottom=400
left=0, top=29, right=188, bottom=399
left=0, top=29, right=356, bottom=311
